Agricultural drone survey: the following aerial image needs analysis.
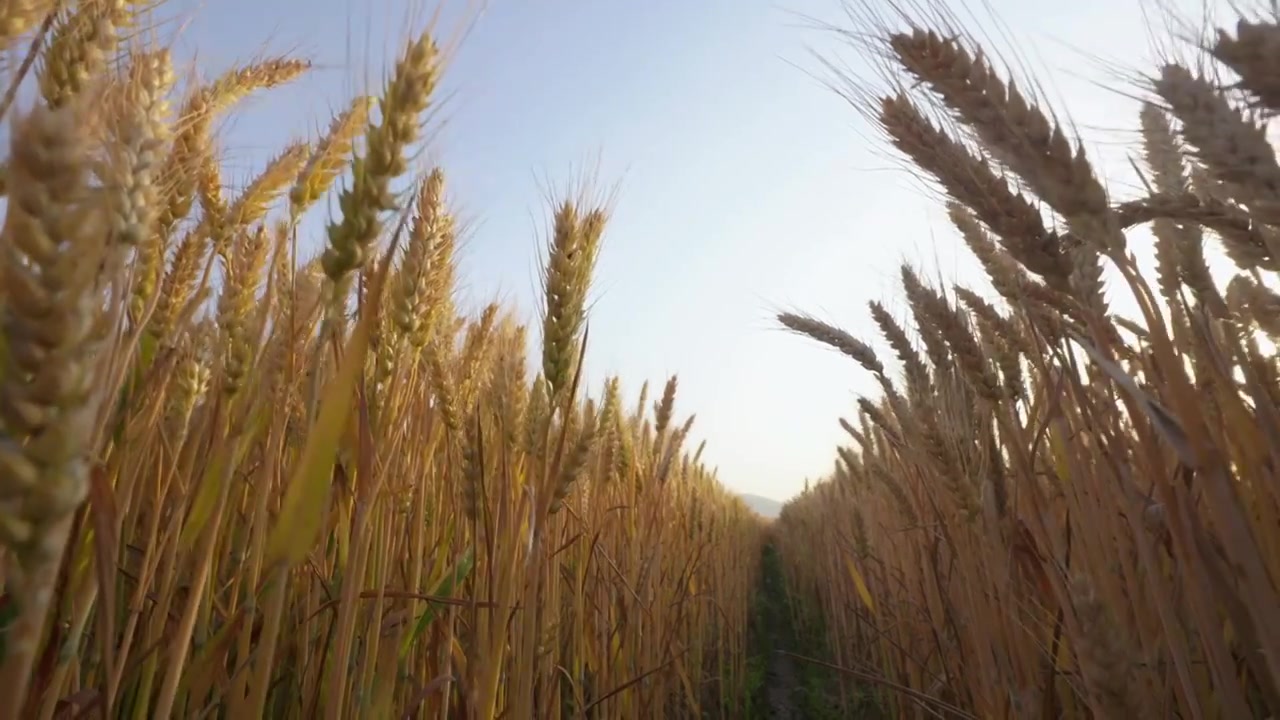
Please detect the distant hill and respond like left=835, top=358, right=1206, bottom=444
left=739, top=493, right=784, bottom=518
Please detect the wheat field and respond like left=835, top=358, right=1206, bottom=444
left=2, top=0, right=1280, bottom=718
left=772, top=2, right=1280, bottom=719
left=0, top=3, right=764, bottom=718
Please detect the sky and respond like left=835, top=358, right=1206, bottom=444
left=151, top=0, right=1240, bottom=502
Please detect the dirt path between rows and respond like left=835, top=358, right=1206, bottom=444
left=759, top=548, right=797, bottom=719
left=748, top=540, right=881, bottom=719
left=763, top=635, right=797, bottom=718
left=749, top=542, right=812, bottom=719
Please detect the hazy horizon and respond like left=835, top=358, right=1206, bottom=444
left=161, top=0, right=1236, bottom=504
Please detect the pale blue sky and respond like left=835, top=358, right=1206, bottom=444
left=157, top=0, right=1235, bottom=501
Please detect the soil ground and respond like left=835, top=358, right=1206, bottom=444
left=744, top=542, right=868, bottom=719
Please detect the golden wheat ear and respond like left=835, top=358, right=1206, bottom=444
left=0, top=97, right=115, bottom=716
left=322, top=32, right=440, bottom=319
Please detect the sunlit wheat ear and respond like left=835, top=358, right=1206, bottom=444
left=595, top=385, right=620, bottom=483
left=900, top=266, right=951, bottom=371
left=856, top=407, right=877, bottom=440
left=919, top=418, right=977, bottom=517
left=418, top=198, right=456, bottom=342
left=109, top=49, right=173, bottom=247
left=637, top=420, right=653, bottom=473
left=868, top=300, right=930, bottom=400
left=691, top=438, right=706, bottom=466
left=266, top=256, right=321, bottom=381
left=523, top=374, right=549, bottom=456
left=459, top=408, right=484, bottom=522
left=878, top=93, right=1070, bottom=287
left=777, top=312, right=884, bottom=375
left=838, top=416, right=863, bottom=444
left=395, top=168, right=453, bottom=346
left=550, top=399, right=598, bottom=514
left=1212, top=20, right=1280, bottom=115
left=457, top=303, right=499, bottom=407
left=368, top=280, right=398, bottom=393
left=166, top=331, right=210, bottom=436
left=540, top=200, right=599, bottom=402
left=925, top=293, right=1001, bottom=402
left=1138, top=102, right=1221, bottom=311
left=493, top=321, right=528, bottom=446
left=0, top=0, right=57, bottom=50
left=426, top=333, right=460, bottom=433
left=609, top=408, right=634, bottom=484
left=106, top=50, right=174, bottom=326
left=856, top=398, right=892, bottom=440
left=656, top=413, right=693, bottom=485
left=1227, top=275, right=1280, bottom=337
left=948, top=200, right=1084, bottom=330
left=596, top=376, right=621, bottom=442
left=224, top=140, right=309, bottom=235
left=947, top=200, right=1025, bottom=302
left=0, top=101, right=107, bottom=704
left=269, top=223, right=294, bottom=315
left=653, top=374, right=678, bottom=443
left=148, top=226, right=208, bottom=343
left=856, top=422, right=915, bottom=521
left=206, top=56, right=312, bottom=111
left=195, top=139, right=229, bottom=240
left=1155, top=64, right=1280, bottom=231
left=37, top=0, right=132, bottom=109
left=630, top=379, right=649, bottom=434
left=322, top=31, right=439, bottom=320
left=289, top=96, right=373, bottom=223
left=157, top=110, right=211, bottom=239
left=834, top=443, right=857, bottom=476
left=954, top=286, right=1026, bottom=398
left=217, top=224, right=269, bottom=395
left=159, top=56, right=311, bottom=237
left=889, top=28, right=1124, bottom=255
left=951, top=286, right=1018, bottom=352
